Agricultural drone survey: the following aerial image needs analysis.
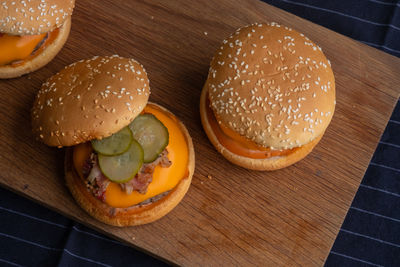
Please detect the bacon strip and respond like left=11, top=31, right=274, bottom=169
left=120, top=149, right=171, bottom=194
left=84, top=154, right=109, bottom=201
left=83, top=149, right=171, bottom=200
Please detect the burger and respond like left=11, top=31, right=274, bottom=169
left=200, top=22, right=335, bottom=170
left=0, top=0, right=75, bottom=79
left=32, top=55, right=195, bottom=226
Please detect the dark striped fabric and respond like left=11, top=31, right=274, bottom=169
left=1, top=0, right=399, bottom=266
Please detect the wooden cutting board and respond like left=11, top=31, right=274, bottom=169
left=1, top=0, right=399, bottom=265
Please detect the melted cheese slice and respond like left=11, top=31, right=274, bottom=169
left=73, top=104, right=189, bottom=208
left=206, top=98, right=297, bottom=159
left=0, top=33, right=46, bottom=65
left=73, top=142, right=93, bottom=176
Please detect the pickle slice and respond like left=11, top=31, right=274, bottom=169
left=129, top=114, right=169, bottom=163
left=98, top=139, right=144, bottom=183
left=91, top=127, right=133, bottom=156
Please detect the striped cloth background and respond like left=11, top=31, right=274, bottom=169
left=1, top=0, right=399, bottom=266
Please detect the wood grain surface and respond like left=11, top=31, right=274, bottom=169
left=1, top=0, right=400, bottom=265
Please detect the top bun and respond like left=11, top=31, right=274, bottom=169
left=32, top=55, right=150, bottom=147
left=207, top=22, right=335, bottom=150
left=0, top=0, right=75, bottom=35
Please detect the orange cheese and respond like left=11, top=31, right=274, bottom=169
left=73, top=142, right=93, bottom=177
left=73, top=104, right=189, bottom=208
left=0, top=33, right=46, bottom=65
left=206, top=98, right=297, bottom=159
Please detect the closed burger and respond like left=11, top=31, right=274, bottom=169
left=200, top=23, right=335, bottom=170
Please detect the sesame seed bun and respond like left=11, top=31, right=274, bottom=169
left=201, top=22, right=335, bottom=170
left=64, top=102, right=195, bottom=227
left=0, top=0, right=75, bottom=35
left=200, top=84, right=322, bottom=170
left=32, top=55, right=150, bottom=147
left=0, top=17, right=71, bottom=79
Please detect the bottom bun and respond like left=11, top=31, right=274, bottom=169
left=64, top=103, right=195, bottom=227
left=200, top=85, right=323, bottom=171
left=0, top=17, right=71, bottom=79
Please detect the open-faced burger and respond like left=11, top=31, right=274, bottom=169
left=32, top=55, right=195, bottom=226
